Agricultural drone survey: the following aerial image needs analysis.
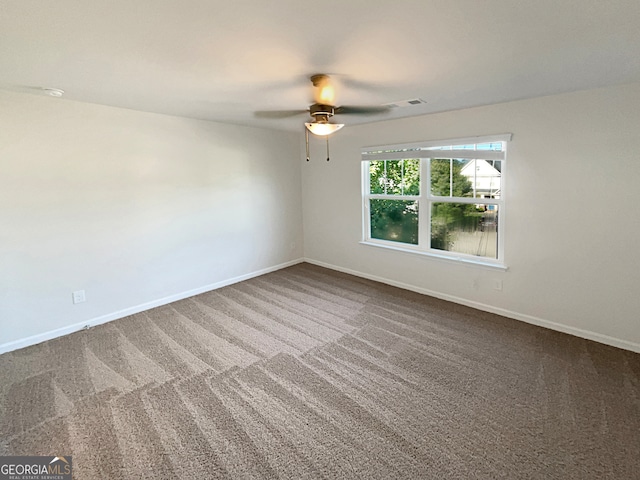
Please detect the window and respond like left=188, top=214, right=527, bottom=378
left=361, top=135, right=510, bottom=267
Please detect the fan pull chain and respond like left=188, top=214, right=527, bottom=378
left=326, top=135, right=330, bottom=161
left=305, top=127, right=310, bottom=161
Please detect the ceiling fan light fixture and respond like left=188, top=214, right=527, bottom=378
left=305, top=122, right=344, bottom=136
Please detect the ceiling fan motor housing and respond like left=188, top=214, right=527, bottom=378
left=309, top=103, right=334, bottom=123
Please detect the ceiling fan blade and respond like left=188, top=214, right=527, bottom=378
left=334, top=105, right=391, bottom=115
left=254, top=109, right=308, bottom=119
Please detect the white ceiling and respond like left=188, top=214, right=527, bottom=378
left=2, top=0, right=640, bottom=131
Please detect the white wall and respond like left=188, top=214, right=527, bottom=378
left=0, top=91, right=303, bottom=350
left=302, top=82, right=640, bottom=352
left=3, top=83, right=638, bottom=354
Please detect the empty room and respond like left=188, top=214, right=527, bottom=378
left=1, top=1, right=639, bottom=479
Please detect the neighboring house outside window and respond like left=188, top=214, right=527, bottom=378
left=361, top=134, right=511, bottom=268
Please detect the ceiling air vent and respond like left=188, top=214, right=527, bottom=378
left=384, top=98, right=426, bottom=108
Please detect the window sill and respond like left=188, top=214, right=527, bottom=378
left=359, top=240, right=508, bottom=271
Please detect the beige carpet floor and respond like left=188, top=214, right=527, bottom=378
left=1, top=263, right=639, bottom=479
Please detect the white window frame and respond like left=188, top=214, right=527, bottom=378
left=361, top=134, right=511, bottom=270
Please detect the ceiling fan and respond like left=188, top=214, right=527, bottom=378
left=255, top=74, right=390, bottom=161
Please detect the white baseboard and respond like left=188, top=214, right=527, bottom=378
left=0, top=258, right=304, bottom=355
left=5, top=257, right=638, bottom=356
left=304, top=258, right=640, bottom=354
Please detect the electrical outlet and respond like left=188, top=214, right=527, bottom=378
left=72, top=290, right=86, bottom=304
left=494, top=280, right=503, bottom=291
